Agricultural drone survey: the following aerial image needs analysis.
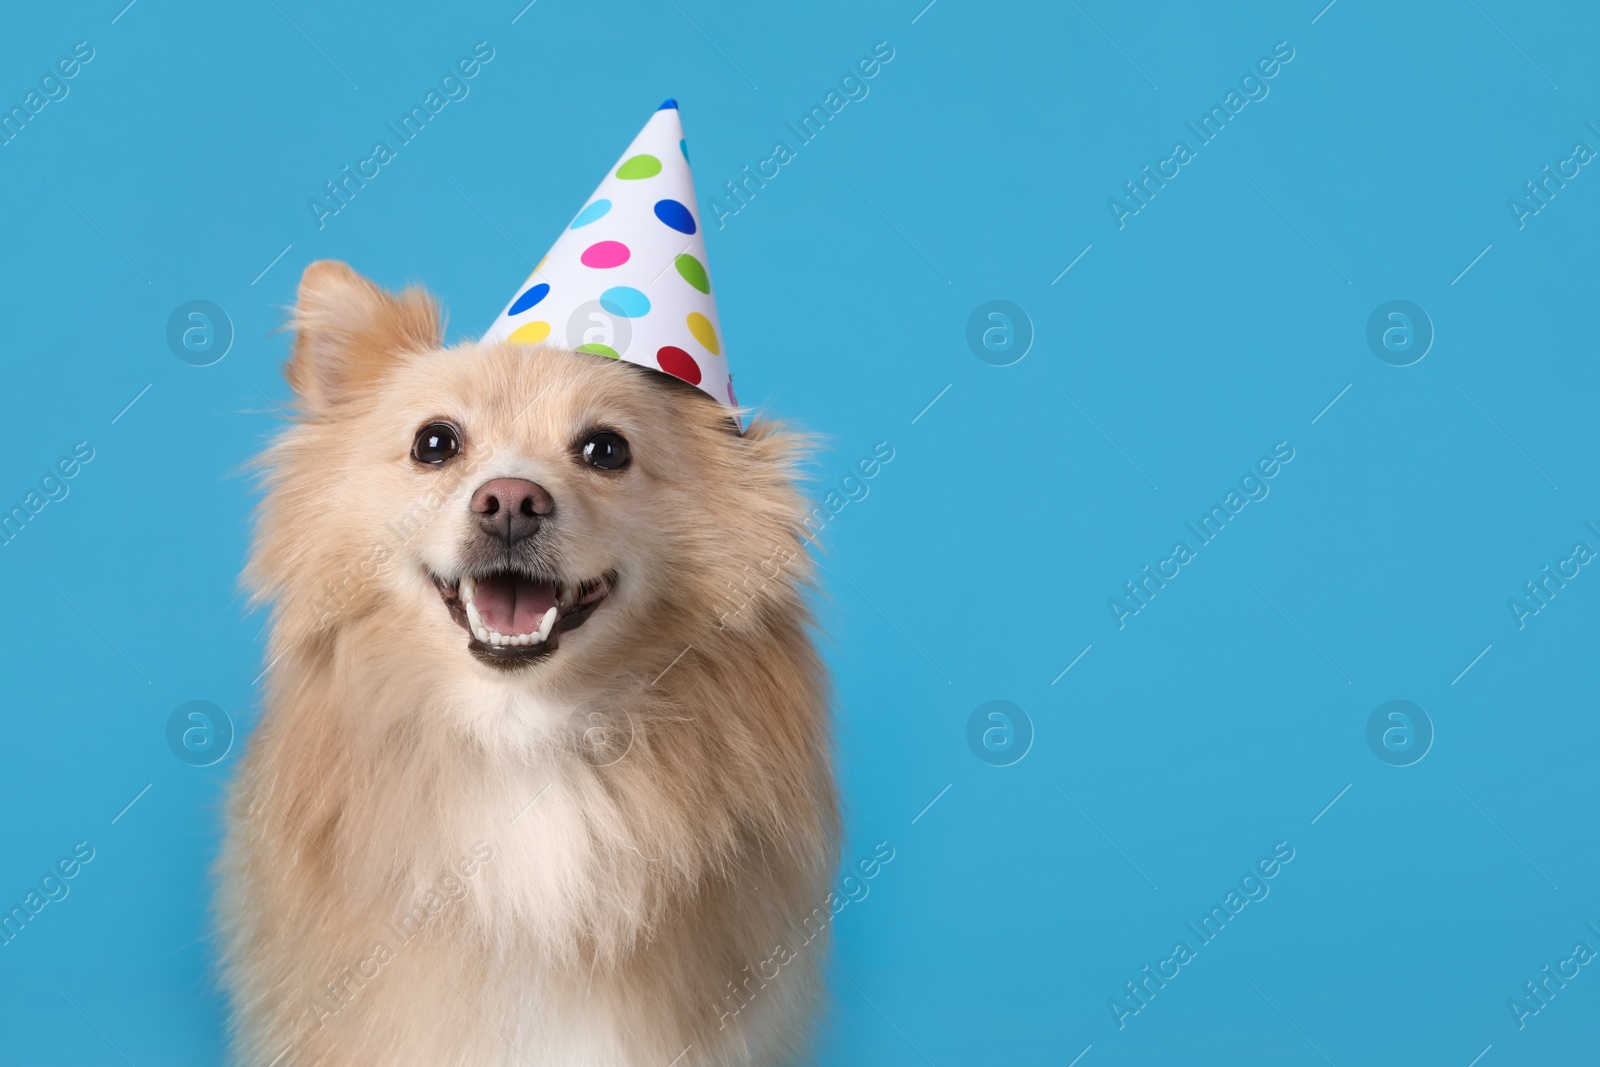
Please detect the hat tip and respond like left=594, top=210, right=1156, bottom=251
left=658, top=98, right=678, bottom=110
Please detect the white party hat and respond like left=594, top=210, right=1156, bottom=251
left=482, top=100, right=736, bottom=409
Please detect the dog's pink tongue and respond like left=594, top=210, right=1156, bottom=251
left=474, top=576, right=557, bottom=634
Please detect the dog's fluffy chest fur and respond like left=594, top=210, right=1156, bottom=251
left=224, top=652, right=833, bottom=1066
left=288, top=720, right=758, bottom=1065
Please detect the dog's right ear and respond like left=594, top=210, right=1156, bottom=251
left=286, top=260, right=440, bottom=416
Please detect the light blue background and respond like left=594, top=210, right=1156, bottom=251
left=2, top=1, right=1597, bottom=1063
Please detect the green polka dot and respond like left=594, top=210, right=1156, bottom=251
left=615, top=154, right=662, bottom=180
left=576, top=343, right=620, bottom=359
left=674, top=253, right=710, bottom=294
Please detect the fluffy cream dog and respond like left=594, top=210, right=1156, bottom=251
left=220, top=261, right=838, bottom=1066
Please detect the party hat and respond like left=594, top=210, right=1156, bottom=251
left=482, top=101, right=735, bottom=409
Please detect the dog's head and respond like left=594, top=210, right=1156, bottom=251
left=251, top=261, right=812, bottom=696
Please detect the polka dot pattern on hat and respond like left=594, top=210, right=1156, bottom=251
left=509, top=283, right=549, bottom=315
left=615, top=154, right=662, bottom=180
left=508, top=320, right=551, bottom=345
left=657, top=345, right=702, bottom=385
left=569, top=199, right=612, bottom=229
left=686, top=312, right=719, bottom=355
left=653, top=199, right=696, bottom=235
left=600, top=286, right=650, bottom=318
left=580, top=241, right=631, bottom=268
left=674, top=253, right=709, bottom=294
left=482, top=101, right=734, bottom=416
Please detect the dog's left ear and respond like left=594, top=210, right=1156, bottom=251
left=286, top=260, right=440, bottom=416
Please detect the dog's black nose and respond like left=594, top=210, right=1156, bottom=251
left=471, top=477, right=553, bottom=544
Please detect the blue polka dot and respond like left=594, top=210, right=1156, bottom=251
left=569, top=199, right=611, bottom=229
left=508, top=283, right=549, bottom=316
left=599, top=286, right=651, bottom=318
left=680, top=139, right=689, bottom=162
left=653, top=199, right=697, bottom=235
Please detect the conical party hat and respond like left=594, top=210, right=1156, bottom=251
left=482, top=101, right=735, bottom=409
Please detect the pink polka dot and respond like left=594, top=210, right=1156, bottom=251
left=727, top=379, right=738, bottom=406
left=580, top=241, right=631, bottom=268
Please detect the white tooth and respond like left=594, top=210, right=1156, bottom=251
left=460, top=575, right=476, bottom=603
left=466, top=602, right=484, bottom=631
left=491, top=632, right=505, bottom=646
left=538, top=606, right=557, bottom=641
left=514, top=634, right=529, bottom=646
left=474, top=625, right=488, bottom=642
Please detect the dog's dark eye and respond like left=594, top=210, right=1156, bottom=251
left=412, top=422, right=461, bottom=466
left=582, top=431, right=631, bottom=471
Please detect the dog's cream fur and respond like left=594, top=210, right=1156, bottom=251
left=219, top=262, right=838, bottom=1066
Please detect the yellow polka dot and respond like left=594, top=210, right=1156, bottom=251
left=508, top=320, right=551, bottom=345
left=687, top=312, right=720, bottom=355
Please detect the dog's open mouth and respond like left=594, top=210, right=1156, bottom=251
left=432, top=569, right=614, bottom=668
